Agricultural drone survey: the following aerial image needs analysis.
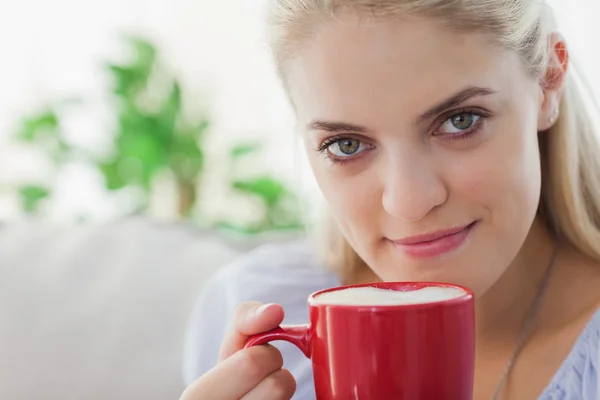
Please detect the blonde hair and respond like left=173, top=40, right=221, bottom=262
left=267, top=0, right=600, bottom=279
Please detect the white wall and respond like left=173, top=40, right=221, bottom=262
left=0, top=0, right=598, bottom=221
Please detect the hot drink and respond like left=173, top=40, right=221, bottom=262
left=311, top=285, right=467, bottom=306
left=246, top=282, right=475, bottom=400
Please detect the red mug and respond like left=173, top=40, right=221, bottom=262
left=245, top=282, right=475, bottom=400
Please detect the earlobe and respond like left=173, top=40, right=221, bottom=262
left=547, top=106, right=559, bottom=125
left=537, top=102, right=560, bottom=132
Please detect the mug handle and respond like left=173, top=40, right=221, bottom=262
left=244, top=325, right=312, bottom=358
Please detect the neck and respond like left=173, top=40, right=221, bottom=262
left=475, top=217, right=557, bottom=342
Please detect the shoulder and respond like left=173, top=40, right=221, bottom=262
left=212, top=239, right=339, bottom=303
left=590, top=309, right=600, bottom=369
left=578, top=309, right=600, bottom=398
left=541, top=309, right=600, bottom=399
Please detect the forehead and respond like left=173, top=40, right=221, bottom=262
left=286, top=13, right=525, bottom=126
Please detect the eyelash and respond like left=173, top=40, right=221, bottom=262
left=317, top=108, right=489, bottom=164
left=436, top=109, right=486, bottom=141
left=317, top=135, right=371, bottom=165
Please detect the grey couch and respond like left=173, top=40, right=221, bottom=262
left=0, top=218, right=247, bottom=399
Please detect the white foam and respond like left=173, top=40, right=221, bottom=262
left=312, top=286, right=466, bottom=306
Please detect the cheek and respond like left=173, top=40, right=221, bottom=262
left=305, top=146, right=382, bottom=244
left=432, top=121, right=542, bottom=294
left=448, top=120, right=542, bottom=230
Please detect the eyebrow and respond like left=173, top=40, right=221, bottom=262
left=307, top=120, right=369, bottom=134
left=306, top=85, right=497, bottom=133
left=416, top=86, right=497, bottom=123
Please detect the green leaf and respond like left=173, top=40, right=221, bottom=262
left=14, top=108, right=73, bottom=165
left=99, top=161, right=128, bottom=191
left=156, top=81, right=182, bottom=139
left=232, top=176, right=289, bottom=206
left=105, top=36, right=157, bottom=98
left=106, top=65, right=140, bottom=97
left=18, top=185, right=51, bottom=214
left=230, top=141, right=262, bottom=159
left=128, top=36, right=157, bottom=72
left=112, top=133, right=166, bottom=189
left=16, top=110, right=60, bottom=142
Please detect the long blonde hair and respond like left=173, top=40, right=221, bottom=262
left=267, top=0, right=600, bottom=279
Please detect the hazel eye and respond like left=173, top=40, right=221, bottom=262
left=440, top=113, right=480, bottom=134
left=327, top=138, right=368, bottom=157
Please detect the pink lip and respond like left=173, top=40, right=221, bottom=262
left=390, top=222, right=477, bottom=259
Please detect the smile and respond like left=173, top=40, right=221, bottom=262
left=389, top=221, right=478, bottom=259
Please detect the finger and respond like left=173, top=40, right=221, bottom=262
left=180, top=345, right=283, bottom=400
left=240, top=369, right=296, bottom=400
left=218, top=302, right=284, bottom=361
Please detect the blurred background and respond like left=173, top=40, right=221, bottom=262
left=0, top=0, right=318, bottom=235
left=1, top=0, right=600, bottom=231
left=0, top=0, right=599, bottom=399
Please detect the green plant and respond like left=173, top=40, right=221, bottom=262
left=217, top=142, right=304, bottom=234
left=12, top=104, right=73, bottom=214
left=9, top=35, right=305, bottom=235
left=101, top=35, right=209, bottom=217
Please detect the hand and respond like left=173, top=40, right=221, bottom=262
left=180, top=302, right=297, bottom=400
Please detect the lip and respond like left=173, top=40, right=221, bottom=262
left=390, top=221, right=478, bottom=259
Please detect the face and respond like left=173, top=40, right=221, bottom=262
left=286, top=14, right=556, bottom=295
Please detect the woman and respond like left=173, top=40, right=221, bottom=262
left=182, top=0, right=600, bottom=399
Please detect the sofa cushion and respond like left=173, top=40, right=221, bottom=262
left=0, top=217, right=240, bottom=400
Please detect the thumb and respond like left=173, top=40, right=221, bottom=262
left=218, top=302, right=284, bottom=362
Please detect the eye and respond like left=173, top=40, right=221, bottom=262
left=326, top=138, right=370, bottom=158
left=439, top=112, right=481, bottom=135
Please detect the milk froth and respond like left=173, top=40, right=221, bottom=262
left=312, top=286, right=466, bottom=305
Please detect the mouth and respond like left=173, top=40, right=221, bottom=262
left=389, top=221, right=478, bottom=259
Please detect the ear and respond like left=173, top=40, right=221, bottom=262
left=537, top=33, right=569, bottom=131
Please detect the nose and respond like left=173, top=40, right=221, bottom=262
left=381, top=152, right=448, bottom=222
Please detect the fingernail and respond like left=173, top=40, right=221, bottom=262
left=255, top=303, right=274, bottom=315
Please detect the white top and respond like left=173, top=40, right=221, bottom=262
left=183, top=240, right=600, bottom=400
